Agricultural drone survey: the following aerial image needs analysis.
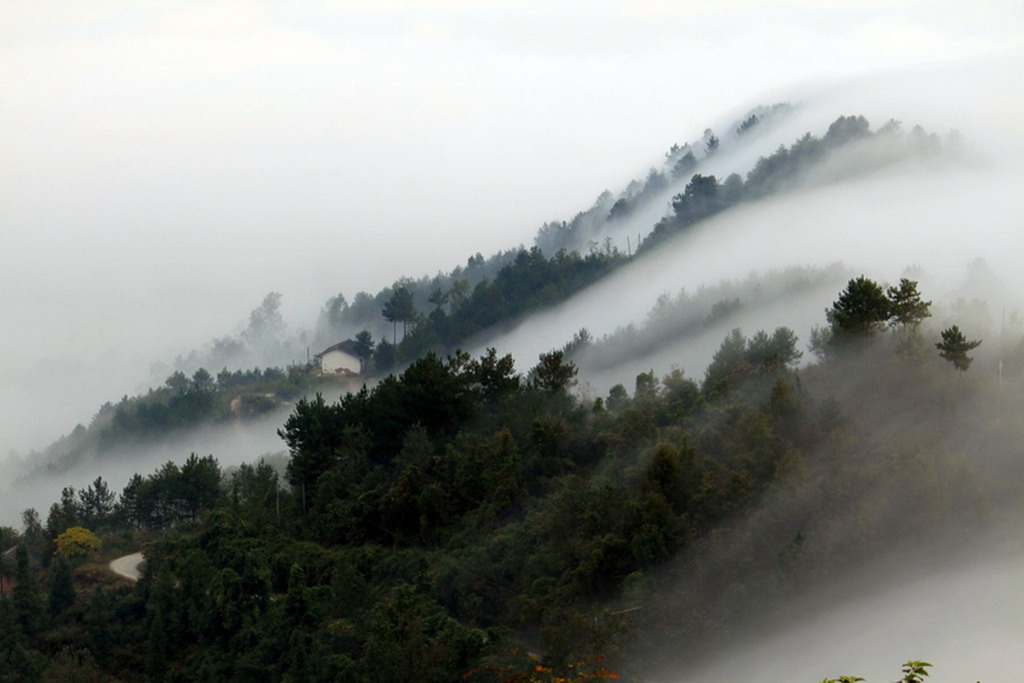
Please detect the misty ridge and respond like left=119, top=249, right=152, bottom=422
left=559, top=264, right=850, bottom=374
left=1, top=106, right=961, bottom=490
left=4, top=86, right=1024, bottom=682
left=162, top=107, right=957, bottom=384
left=0, top=99, right=1003, bottom=518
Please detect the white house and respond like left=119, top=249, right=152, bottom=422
left=317, top=340, right=362, bottom=375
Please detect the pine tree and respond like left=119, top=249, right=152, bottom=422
left=826, top=276, right=891, bottom=341
left=353, top=330, right=375, bottom=372
left=11, top=545, right=42, bottom=634
left=47, top=557, right=74, bottom=618
left=936, top=325, right=982, bottom=371
left=936, top=325, right=982, bottom=401
left=0, top=597, right=43, bottom=682
left=48, top=558, right=75, bottom=616
left=887, top=278, right=931, bottom=358
left=382, top=286, right=416, bottom=343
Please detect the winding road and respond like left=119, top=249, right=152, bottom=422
left=109, top=552, right=144, bottom=581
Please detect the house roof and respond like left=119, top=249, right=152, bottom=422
left=316, top=339, right=360, bottom=359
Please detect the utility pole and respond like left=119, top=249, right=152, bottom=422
left=999, top=307, right=1005, bottom=421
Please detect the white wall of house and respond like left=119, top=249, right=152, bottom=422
left=321, top=349, right=360, bottom=374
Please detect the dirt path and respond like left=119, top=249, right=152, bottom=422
left=109, top=552, right=144, bottom=581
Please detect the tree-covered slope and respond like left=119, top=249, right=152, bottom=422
left=11, top=111, right=950, bottom=487
left=3, top=275, right=1023, bottom=681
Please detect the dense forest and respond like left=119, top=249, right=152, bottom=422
left=1, top=109, right=1007, bottom=681
left=2, top=271, right=1020, bottom=681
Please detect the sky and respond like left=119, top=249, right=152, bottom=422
left=2, top=0, right=1023, bottom=456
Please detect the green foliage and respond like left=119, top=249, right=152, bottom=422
left=353, top=329, right=375, bottom=364
left=361, top=584, right=485, bottom=682
left=114, top=454, right=222, bottom=530
left=228, top=460, right=281, bottom=527
left=899, top=660, right=933, bottom=683
left=578, top=266, right=838, bottom=374
left=886, top=278, right=931, bottom=329
left=671, top=173, right=723, bottom=224
left=887, top=278, right=932, bottom=358
left=12, top=545, right=42, bottom=634
left=530, top=350, right=579, bottom=394
left=4, top=359, right=328, bottom=476
left=641, top=115, right=939, bottom=253
left=279, top=393, right=344, bottom=495
left=0, top=597, right=45, bottom=681
left=382, top=285, right=417, bottom=343
left=0, top=94, right=989, bottom=683
left=815, top=274, right=938, bottom=360
left=821, top=660, right=932, bottom=683
left=826, top=275, right=891, bottom=340
left=47, top=558, right=75, bottom=616
left=375, top=337, right=397, bottom=373
left=39, top=647, right=109, bottom=683
left=703, top=327, right=801, bottom=396
left=76, top=478, right=115, bottom=529
left=14, top=265, right=1016, bottom=683
left=935, top=325, right=982, bottom=372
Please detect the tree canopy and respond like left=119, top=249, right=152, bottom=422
left=825, top=275, right=892, bottom=339
left=936, top=325, right=982, bottom=372
left=53, top=527, right=101, bottom=558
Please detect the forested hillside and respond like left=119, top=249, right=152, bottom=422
left=162, top=111, right=948, bottom=380
left=10, top=111, right=946, bottom=486
left=2, top=107, right=1014, bottom=682
left=6, top=3, right=1020, bottom=681
left=3, top=272, right=1022, bottom=681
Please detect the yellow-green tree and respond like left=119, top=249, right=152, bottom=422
left=53, top=526, right=101, bottom=558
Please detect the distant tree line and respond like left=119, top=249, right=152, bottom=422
left=317, top=113, right=944, bottom=385
left=638, top=116, right=945, bottom=255
left=353, top=247, right=626, bottom=375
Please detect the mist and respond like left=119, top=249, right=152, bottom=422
left=477, top=59, right=1024, bottom=386
left=448, top=55, right=1024, bottom=681
left=668, top=537, right=1024, bottom=682
left=636, top=336, right=1024, bottom=682
left=0, top=405, right=290, bottom=528
left=4, top=2, right=1021, bottom=461
left=2, top=4, right=1023, bottom=679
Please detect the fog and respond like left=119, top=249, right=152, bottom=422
left=0, top=406, right=290, bottom=527
left=478, top=60, right=1024, bottom=383
left=641, top=350, right=1024, bottom=682
left=3, top=2, right=1021, bottom=459
left=576, top=270, right=851, bottom=397
left=481, top=153, right=1024, bottom=381
left=2, top=3, right=1023, bottom=678
left=668, top=537, right=1024, bottom=682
